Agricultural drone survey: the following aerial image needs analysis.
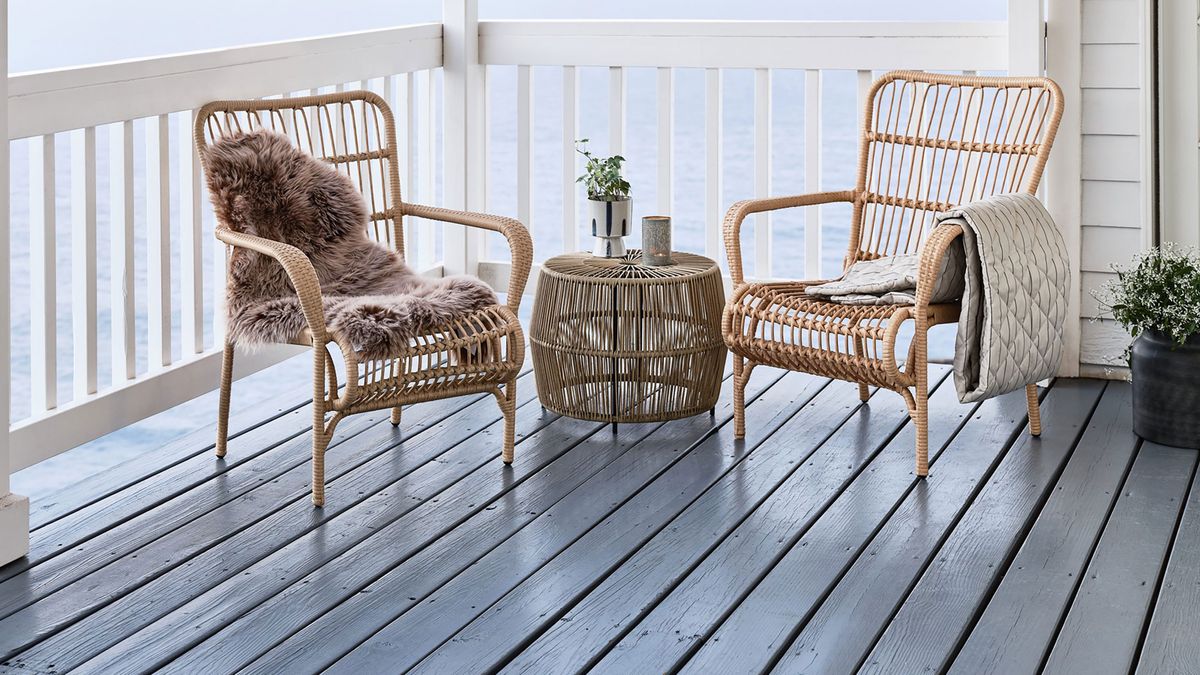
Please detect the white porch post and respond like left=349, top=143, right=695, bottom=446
left=0, top=0, right=31, bottom=566
left=1012, top=0, right=1082, bottom=378
left=442, top=0, right=485, bottom=278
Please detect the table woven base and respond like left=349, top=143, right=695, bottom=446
left=530, top=251, right=726, bottom=423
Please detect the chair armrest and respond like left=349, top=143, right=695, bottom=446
left=913, top=223, right=965, bottom=320
left=403, top=202, right=533, bottom=313
left=215, top=227, right=329, bottom=342
left=723, top=190, right=857, bottom=285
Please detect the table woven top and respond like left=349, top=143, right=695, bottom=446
left=541, top=250, right=718, bottom=281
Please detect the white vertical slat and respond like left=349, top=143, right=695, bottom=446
left=562, top=66, right=579, bottom=252
left=704, top=68, right=723, bottom=260
left=857, top=70, right=873, bottom=138
left=179, top=111, right=204, bottom=355
left=418, top=70, right=435, bottom=267
left=399, top=73, right=418, bottom=264
left=753, top=68, right=772, bottom=277
left=70, top=127, right=98, bottom=399
left=657, top=67, right=673, bottom=216
left=146, top=114, right=172, bottom=369
left=609, top=66, right=625, bottom=156
left=517, top=65, right=533, bottom=242
left=110, top=121, right=135, bottom=379
left=29, top=135, right=56, bottom=412
left=804, top=70, right=822, bottom=278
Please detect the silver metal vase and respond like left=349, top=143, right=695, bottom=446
left=589, top=197, right=632, bottom=257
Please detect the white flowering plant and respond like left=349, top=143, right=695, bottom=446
left=1093, top=243, right=1200, bottom=354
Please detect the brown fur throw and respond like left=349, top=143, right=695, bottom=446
left=203, top=129, right=497, bottom=360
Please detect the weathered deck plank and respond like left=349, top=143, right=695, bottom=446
left=506, top=369, right=950, bottom=675
left=1137, top=464, right=1200, bottom=674
left=11, top=373, right=544, bottom=671
left=0, top=371, right=1192, bottom=675
left=1042, top=443, right=1197, bottom=675
left=226, top=372, right=780, bottom=675
left=325, top=372, right=826, bottom=673
left=948, top=382, right=1139, bottom=675
left=860, top=380, right=1108, bottom=673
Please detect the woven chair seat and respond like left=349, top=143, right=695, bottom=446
left=726, top=280, right=959, bottom=391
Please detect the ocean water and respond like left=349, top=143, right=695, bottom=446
left=9, top=1, right=991, bottom=497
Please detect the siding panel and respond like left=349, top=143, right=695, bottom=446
left=1081, top=180, right=1142, bottom=228
left=1082, top=225, right=1140, bottom=271
left=1081, top=44, right=1141, bottom=88
left=1080, top=318, right=1131, bottom=366
left=1081, top=89, right=1140, bottom=135
left=1081, top=0, right=1141, bottom=45
left=1082, top=136, right=1141, bottom=182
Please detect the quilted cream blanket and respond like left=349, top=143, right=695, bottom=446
left=807, top=193, right=1069, bottom=403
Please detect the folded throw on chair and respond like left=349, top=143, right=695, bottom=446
left=203, top=129, right=497, bottom=360
left=806, top=193, right=1069, bottom=403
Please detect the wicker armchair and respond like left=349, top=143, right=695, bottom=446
left=196, top=91, right=531, bottom=506
left=723, top=71, right=1063, bottom=476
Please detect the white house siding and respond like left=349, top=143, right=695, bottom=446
left=1076, top=0, right=1151, bottom=373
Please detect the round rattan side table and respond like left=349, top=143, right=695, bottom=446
left=530, top=250, right=726, bottom=426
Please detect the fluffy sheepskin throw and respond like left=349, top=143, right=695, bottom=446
left=203, top=129, right=497, bottom=360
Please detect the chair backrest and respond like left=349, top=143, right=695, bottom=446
left=849, top=71, right=1063, bottom=264
left=195, top=91, right=405, bottom=257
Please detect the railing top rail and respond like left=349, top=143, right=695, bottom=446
left=478, top=19, right=1008, bottom=70
left=8, top=23, right=442, bottom=139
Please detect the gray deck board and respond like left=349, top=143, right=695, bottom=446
left=860, top=380, right=1107, bottom=674
left=0, top=370, right=1194, bottom=675
left=1137, top=465, right=1200, bottom=674
left=509, top=368, right=950, bottom=675
left=13, top=372, right=544, bottom=672
left=324, top=371, right=823, bottom=674
left=948, top=382, right=1140, bottom=675
left=1042, top=443, right=1198, bottom=675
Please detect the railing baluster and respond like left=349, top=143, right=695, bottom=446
left=517, top=65, right=533, bottom=246
left=110, top=121, right=136, bottom=380
left=609, top=66, right=625, bottom=156
left=753, top=68, right=772, bottom=277
left=146, top=114, right=172, bottom=369
left=29, top=135, right=56, bottom=412
left=71, top=127, right=98, bottom=399
left=804, top=70, right=822, bottom=278
left=400, top=73, right=418, bottom=265
left=657, top=67, right=673, bottom=216
left=419, top=70, right=435, bottom=268
left=179, top=111, right=204, bottom=355
left=562, top=66, right=578, bottom=252
left=705, top=68, right=722, bottom=261
left=857, top=69, right=873, bottom=129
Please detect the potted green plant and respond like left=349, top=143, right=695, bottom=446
left=576, top=139, right=632, bottom=257
left=1094, top=243, right=1200, bottom=447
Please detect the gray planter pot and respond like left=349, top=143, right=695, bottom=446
left=588, top=197, right=632, bottom=257
left=1131, top=329, right=1200, bottom=448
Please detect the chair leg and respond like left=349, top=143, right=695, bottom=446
left=500, top=379, right=517, bottom=464
left=1026, top=383, right=1042, bottom=436
left=390, top=406, right=403, bottom=426
left=215, top=341, right=234, bottom=458
left=913, top=322, right=930, bottom=478
left=311, top=425, right=330, bottom=507
left=733, top=357, right=750, bottom=439
left=858, top=383, right=870, bottom=402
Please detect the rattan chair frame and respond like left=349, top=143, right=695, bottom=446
left=196, top=91, right=532, bottom=506
left=722, top=71, right=1063, bottom=476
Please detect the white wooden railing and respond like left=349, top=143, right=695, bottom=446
left=1, top=2, right=1045, bottom=478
